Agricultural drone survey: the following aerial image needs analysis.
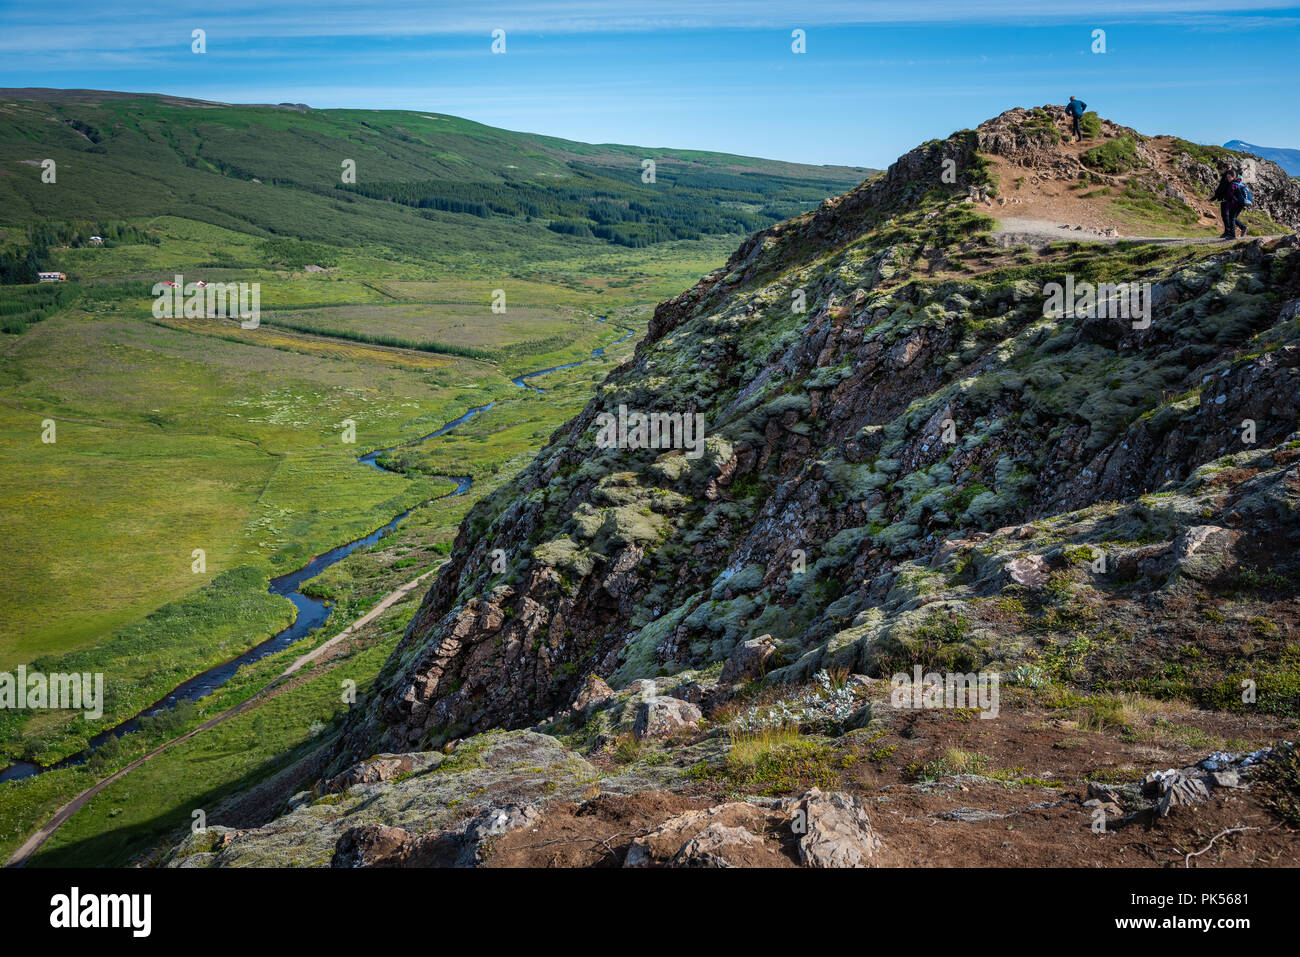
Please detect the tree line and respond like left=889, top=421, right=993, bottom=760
left=340, top=164, right=843, bottom=248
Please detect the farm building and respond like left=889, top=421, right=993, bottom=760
left=37, top=272, right=66, bottom=283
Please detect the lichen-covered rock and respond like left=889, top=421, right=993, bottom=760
left=632, top=696, right=702, bottom=740
left=568, top=673, right=615, bottom=714
left=1136, top=746, right=1286, bottom=818
left=1154, top=772, right=1212, bottom=817
left=1167, top=525, right=1241, bottom=583
left=165, top=731, right=595, bottom=868
left=330, top=802, right=540, bottom=868
left=791, top=788, right=882, bottom=868
left=317, top=751, right=443, bottom=796
left=1004, top=555, right=1049, bottom=589
left=624, top=802, right=780, bottom=868
left=332, top=824, right=427, bottom=868
left=719, top=634, right=776, bottom=685
left=667, top=823, right=763, bottom=868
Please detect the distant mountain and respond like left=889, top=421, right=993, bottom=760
left=1224, top=140, right=1300, bottom=176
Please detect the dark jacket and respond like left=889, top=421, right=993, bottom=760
left=1067, top=100, right=1087, bottom=117
left=1211, top=175, right=1234, bottom=203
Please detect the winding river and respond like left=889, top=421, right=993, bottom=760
left=0, top=320, right=636, bottom=784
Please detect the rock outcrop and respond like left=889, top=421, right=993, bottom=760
left=329, top=108, right=1299, bottom=763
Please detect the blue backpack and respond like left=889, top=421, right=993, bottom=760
left=1234, top=181, right=1254, bottom=207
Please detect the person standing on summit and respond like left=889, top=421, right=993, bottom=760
left=1065, top=97, right=1087, bottom=141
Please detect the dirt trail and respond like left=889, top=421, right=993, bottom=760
left=3, top=565, right=439, bottom=868
left=991, top=216, right=1271, bottom=247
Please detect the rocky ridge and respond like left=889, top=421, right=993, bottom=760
left=344, top=111, right=1300, bottom=754
left=171, top=109, right=1300, bottom=867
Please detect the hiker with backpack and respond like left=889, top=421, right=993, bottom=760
left=1066, top=97, right=1087, bottom=141
left=1212, top=167, right=1237, bottom=238
left=1230, top=170, right=1253, bottom=237
left=1212, top=166, right=1252, bottom=239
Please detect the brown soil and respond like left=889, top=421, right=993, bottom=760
left=486, top=791, right=718, bottom=868
left=484, top=703, right=1300, bottom=868
left=848, top=705, right=1297, bottom=868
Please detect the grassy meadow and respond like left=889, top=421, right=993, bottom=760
left=0, top=219, right=660, bottom=764
left=3, top=340, right=612, bottom=867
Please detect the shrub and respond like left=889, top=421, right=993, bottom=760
left=720, top=729, right=837, bottom=794
left=1082, top=136, right=1141, bottom=175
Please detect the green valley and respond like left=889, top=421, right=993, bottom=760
left=0, top=87, right=868, bottom=843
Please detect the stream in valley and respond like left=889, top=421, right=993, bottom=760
left=0, top=320, right=637, bottom=783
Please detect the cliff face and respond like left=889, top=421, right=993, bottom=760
left=333, top=111, right=1300, bottom=763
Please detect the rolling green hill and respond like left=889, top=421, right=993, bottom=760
left=0, top=89, right=870, bottom=269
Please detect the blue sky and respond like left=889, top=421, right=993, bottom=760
left=1, top=1, right=1297, bottom=167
